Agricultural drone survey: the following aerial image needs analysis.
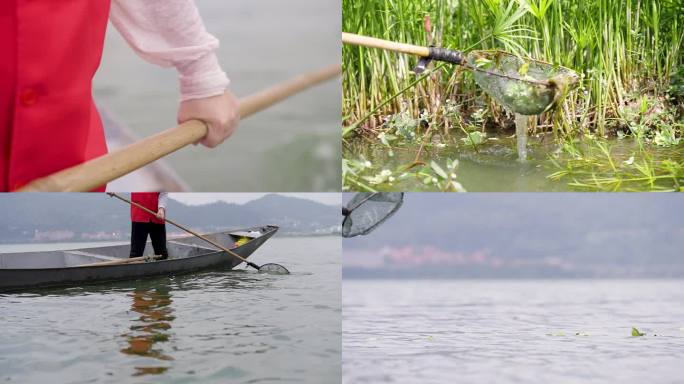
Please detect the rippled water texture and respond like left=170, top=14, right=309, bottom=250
left=0, top=237, right=340, bottom=383
left=343, top=280, right=684, bottom=383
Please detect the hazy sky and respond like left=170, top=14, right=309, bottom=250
left=343, top=193, right=684, bottom=276
left=170, top=193, right=340, bottom=206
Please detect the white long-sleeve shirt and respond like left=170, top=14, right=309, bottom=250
left=109, top=0, right=230, bottom=101
left=157, top=192, right=169, bottom=210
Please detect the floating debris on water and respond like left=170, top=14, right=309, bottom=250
left=546, top=331, right=591, bottom=337
left=631, top=327, right=646, bottom=337
left=546, top=331, right=566, bottom=337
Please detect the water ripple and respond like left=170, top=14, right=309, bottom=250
left=343, top=280, right=684, bottom=384
left=1, top=237, right=340, bottom=383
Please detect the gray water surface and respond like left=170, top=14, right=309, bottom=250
left=343, top=280, right=684, bottom=384
left=94, top=0, right=341, bottom=191
left=0, top=236, right=341, bottom=383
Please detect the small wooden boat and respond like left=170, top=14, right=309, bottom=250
left=0, top=225, right=278, bottom=292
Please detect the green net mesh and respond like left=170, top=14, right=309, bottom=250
left=258, top=263, right=290, bottom=274
left=466, top=51, right=579, bottom=115
left=342, top=193, right=404, bottom=238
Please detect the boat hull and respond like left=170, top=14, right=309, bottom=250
left=0, top=226, right=278, bottom=292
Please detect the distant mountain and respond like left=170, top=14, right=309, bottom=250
left=0, top=194, right=340, bottom=243
left=343, top=193, right=684, bottom=278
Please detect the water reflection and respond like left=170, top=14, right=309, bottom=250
left=0, top=237, right=339, bottom=383
left=120, top=286, right=175, bottom=376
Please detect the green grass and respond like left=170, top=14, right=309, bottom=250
left=342, top=0, right=684, bottom=191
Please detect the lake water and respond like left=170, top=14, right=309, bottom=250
left=343, top=280, right=684, bottom=383
left=0, top=236, right=341, bottom=383
left=345, top=134, right=684, bottom=192
left=94, top=0, right=341, bottom=191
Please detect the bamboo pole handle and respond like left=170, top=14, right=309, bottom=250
left=18, top=64, right=341, bottom=192
left=342, top=32, right=430, bottom=57
left=239, top=64, right=341, bottom=119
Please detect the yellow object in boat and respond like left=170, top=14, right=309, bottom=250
left=234, top=237, right=250, bottom=247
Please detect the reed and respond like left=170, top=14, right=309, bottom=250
left=342, top=0, right=684, bottom=191
left=342, top=0, right=683, bottom=137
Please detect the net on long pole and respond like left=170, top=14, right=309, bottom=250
left=342, top=193, right=404, bottom=238
left=465, top=50, right=579, bottom=115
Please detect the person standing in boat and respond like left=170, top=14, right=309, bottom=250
left=130, top=192, right=169, bottom=260
left=0, top=2, right=239, bottom=191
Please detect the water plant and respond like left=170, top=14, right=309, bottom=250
left=548, top=137, right=684, bottom=191
left=342, top=157, right=466, bottom=192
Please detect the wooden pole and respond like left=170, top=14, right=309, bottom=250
left=342, top=32, right=430, bottom=57
left=76, top=255, right=164, bottom=267
left=18, top=64, right=341, bottom=192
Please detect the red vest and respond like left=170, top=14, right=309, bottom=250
left=0, top=0, right=111, bottom=191
left=131, top=192, right=164, bottom=224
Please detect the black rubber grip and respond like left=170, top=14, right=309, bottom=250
left=428, top=47, right=464, bottom=65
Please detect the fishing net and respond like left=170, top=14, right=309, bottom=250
left=465, top=51, right=579, bottom=115
left=258, top=263, right=290, bottom=275
left=342, top=193, right=404, bottom=238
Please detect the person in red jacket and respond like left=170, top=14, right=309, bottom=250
left=130, top=192, right=169, bottom=260
left=0, top=2, right=239, bottom=191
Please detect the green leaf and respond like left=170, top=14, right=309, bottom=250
left=475, top=57, right=493, bottom=68
left=378, top=132, right=390, bottom=146
left=461, top=131, right=487, bottom=146
left=631, top=327, right=645, bottom=337
left=639, top=95, right=649, bottom=115
left=451, top=180, right=466, bottom=192
left=430, top=161, right=448, bottom=179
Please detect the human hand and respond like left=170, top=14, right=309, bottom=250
left=177, top=90, right=240, bottom=148
left=156, top=208, right=165, bottom=221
